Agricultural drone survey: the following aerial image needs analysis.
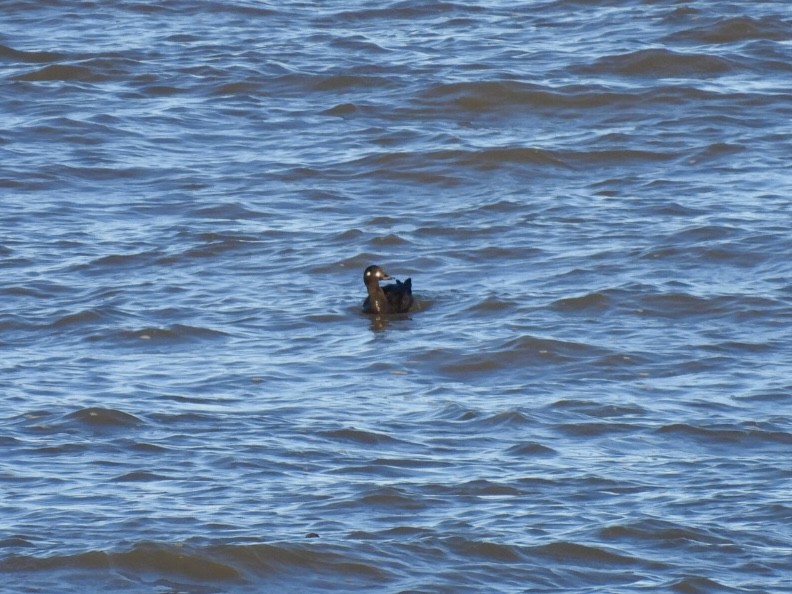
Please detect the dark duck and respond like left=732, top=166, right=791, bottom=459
left=362, top=265, right=413, bottom=314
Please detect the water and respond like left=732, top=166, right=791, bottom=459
left=2, top=1, right=792, bottom=592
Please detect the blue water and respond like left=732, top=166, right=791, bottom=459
left=2, top=1, right=792, bottom=592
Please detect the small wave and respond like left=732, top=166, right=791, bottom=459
left=420, top=80, right=633, bottom=112
left=579, top=48, right=735, bottom=77
left=477, top=409, right=533, bottom=428
left=598, top=518, right=731, bottom=545
left=114, top=324, right=228, bottom=343
left=666, top=16, right=790, bottom=44
left=313, top=74, right=395, bottom=92
left=469, top=295, right=519, bottom=314
left=634, top=291, right=777, bottom=319
left=86, top=251, right=161, bottom=269
left=656, top=423, right=792, bottom=446
left=111, top=471, right=170, bottom=482
left=2, top=543, right=242, bottom=582
left=0, top=44, right=63, bottom=63
left=51, top=308, right=109, bottom=328
left=505, top=442, right=557, bottom=457
left=532, top=541, right=649, bottom=567
left=13, top=64, right=102, bottom=83
left=549, top=399, right=646, bottom=419
left=319, top=427, right=402, bottom=445
left=426, top=335, right=609, bottom=377
left=552, top=291, right=610, bottom=312
left=354, top=486, right=429, bottom=510
left=669, top=575, right=734, bottom=593
left=558, top=421, right=640, bottom=437
left=337, top=2, right=479, bottom=22
left=446, top=536, right=524, bottom=562
left=66, top=407, right=143, bottom=428
left=322, top=102, right=359, bottom=117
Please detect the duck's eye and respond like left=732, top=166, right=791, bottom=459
left=365, top=270, right=371, bottom=277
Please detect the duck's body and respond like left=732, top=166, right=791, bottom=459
left=362, top=265, right=413, bottom=314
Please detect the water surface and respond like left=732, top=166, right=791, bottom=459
left=2, top=1, right=792, bottom=592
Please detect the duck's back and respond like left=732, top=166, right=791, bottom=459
left=383, top=278, right=413, bottom=313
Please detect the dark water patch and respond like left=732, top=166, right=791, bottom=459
left=0, top=536, right=37, bottom=549
left=656, top=423, right=792, bottom=448
left=531, top=541, right=653, bottom=568
left=419, top=80, right=672, bottom=114
left=111, top=324, right=228, bottom=344
left=689, top=141, right=745, bottom=163
left=322, top=102, right=359, bottom=117
left=598, top=518, right=732, bottom=547
left=429, top=479, right=523, bottom=498
left=469, top=295, right=519, bottom=314
left=476, top=409, right=533, bottom=429
left=370, top=232, right=410, bottom=246
left=549, top=399, right=647, bottom=419
left=558, top=421, right=641, bottom=438
left=552, top=291, right=610, bottom=312
left=579, top=48, right=736, bottom=78
left=32, top=443, right=90, bottom=456
left=112, top=471, right=171, bottom=482
left=353, top=485, right=430, bottom=510
left=430, top=403, right=481, bottom=422
left=51, top=307, right=118, bottom=329
left=312, top=74, right=395, bottom=93
left=666, top=16, right=791, bottom=44
left=65, top=407, right=144, bottom=429
left=336, top=2, right=482, bottom=22
left=319, top=427, right=404, bottom=446
left=505, top=442, right=557, bottom=457
left=633, top=291, right=743, bottom=319
left=210, top=80, right=263, bottom=97
left=344, top=147, right=569, bottom=177
left=445, top=536, right=524, bottom=562
left=670, top=575, right=738, bottom=594
left=1, top=543, right=243, bottom=582
left=217, top=541, right=391, bottom=585
left=424, top=335, right=609, bottom=378
left=129, top=442, right=169, bottom=454
left=369, top=457, right=453, bottom=470
left=0, top=44, right=64, bottom=63
left=13, top=64, right=105, bottom=82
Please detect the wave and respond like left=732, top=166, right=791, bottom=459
left=113, top=324, right=228, bottom=342
left=665, top=16, right=790, bottom=44
left=0, top=43, right=63, bottom=63
left=577, top=48, right=736, bottom=77
left=656, top=422, right=792, bottom=446
left=66, top=407, right=144, bottom=428
left=13, top=64, right=104, bottom=83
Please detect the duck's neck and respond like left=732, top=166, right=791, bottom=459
left=366, top=281, right=387, bottom=314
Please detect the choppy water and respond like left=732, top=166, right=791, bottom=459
left=2, top=1, right=792, bottom=592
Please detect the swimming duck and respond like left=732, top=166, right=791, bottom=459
left=362, top=265, right=413, bottom=314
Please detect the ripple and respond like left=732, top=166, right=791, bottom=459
left=579, top=48, right=736, bottom=77
left=110, top=324, right=229, bottom=343
left=666, top=16, right=790, bottom=44
left=656, top=423, right=792, bottom=447
left=13, top=64, right=100, bottom=82
left=319, top=427, right=403, bottom=446
left=66, top=407, right=143, bottom=428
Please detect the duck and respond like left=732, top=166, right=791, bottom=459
left=362, top=265, right=413, bottom=314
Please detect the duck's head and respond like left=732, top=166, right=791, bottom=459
left=363, top=265, right=392, bottom=285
